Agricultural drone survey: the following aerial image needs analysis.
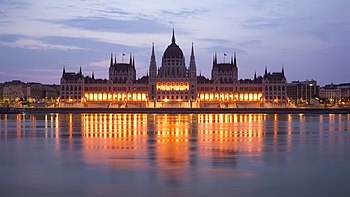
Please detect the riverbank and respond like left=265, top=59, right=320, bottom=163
left=1, top=107, right=349, bottom=114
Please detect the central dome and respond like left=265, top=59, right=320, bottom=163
left=163, top=30, right=184, bottom=59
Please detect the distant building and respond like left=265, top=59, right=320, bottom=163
left=287, top=80, right=319, bottom=104
left=45, top=85, right=60, bottom=99
left=320, top=83, right=350, bottom=103
left=0, top=83, right=3, bottom=99
left=59, top=30, right=287, bottom=108
left=263, top=67, right=288, bottom=107
left=24, top=83, right=45, bottom=99
left=2, top=80, right=60, bottom=101
left=3, top=80, right=25, bottom=100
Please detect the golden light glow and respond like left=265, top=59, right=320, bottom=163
left=198, top=93, right=262, bottom=102
left=84, top=92, right=147, bottom=102
left=157, top=82, right=189, bottom=91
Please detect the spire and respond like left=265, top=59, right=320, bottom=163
left=214, top=52, right=217, bottom=64
left=189, top=42, right=196, bottom=78
left=110, top=53, right=113, bottom=67
left=114, top=55, right=117, bottom=65
left=132, top=56, right=135, bottom=70
left=282, top=66, right=285, bottom=75
left=264, top=66, right=268, bottom=76
left=79, top=66, right=82, bottom=75
left=234, top=52, right=237, bottom=67
left=149, top=43, right=157, bottom=80
left=231, top=54, right=233, bottom=64
left=92, top=71, right=95, bottom=79
left=129, top=52, right=132, bottom=64
left=171, top=26, right=176, bottom=43
left=151, top=42, right=155, bottom=57
left=191, top=42, right=194, bottom=57
left=63, top=66, right=65, bottom=75
left=254, top=71, right=257, bottom=80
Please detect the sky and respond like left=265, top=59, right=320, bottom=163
left=0, top=0, right=349, bottom=85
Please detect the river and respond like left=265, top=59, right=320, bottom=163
left=1, top=113, right=350, bottom=197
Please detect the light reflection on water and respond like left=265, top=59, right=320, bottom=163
left=1, top=113, right=350, bottom=197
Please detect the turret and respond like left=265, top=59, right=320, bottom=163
left=233, top=52, right=237, bottom=68
left=110, top=53, right=113, bottom=67
left=189, top=42, right=197, bottom=101
left=149, top=42, right=157, bottom=80
left=189, top=42, right=197, bottom=79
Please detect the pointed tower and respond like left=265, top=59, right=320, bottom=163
left=211, top=52, right=219, bottom=81
left=172, top=26, right=176, bottom=43
left=148, top=42, right=157, bottom=102
left=79, top=66, right=82, bottom=75
left=129, top=52, right=132, bottom=65
left=189, top=42, right=197, bottom=79
left=233, top=52, right=237, bottom=67
left=114, top=55, right=117, bottom=65
left=62, top=66, right=65, bottom=75
left=254, top=71, right=257, bottom=80
left=149, top=42, right=157, bottom=81
left=264, top=66, right=268, bottom=76
left=189, top=42, right=197, bottom=101
left=92, top=71, right=95, bottom=79
left=110, top=53, right=113, bottom=67
left=233, top=52, right=238, bottom=82
left=214, top=52, right=217, bottom=64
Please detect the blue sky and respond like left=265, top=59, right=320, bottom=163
left=0, top=0, right=349, bottom=85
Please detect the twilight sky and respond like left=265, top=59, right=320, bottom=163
left=0, top=0, right=349, bottom=85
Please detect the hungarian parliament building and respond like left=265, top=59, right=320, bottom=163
left=59, top=30, right=287, bottom=108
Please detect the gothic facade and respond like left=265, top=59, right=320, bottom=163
left=60, top=30, right=288, bottom=108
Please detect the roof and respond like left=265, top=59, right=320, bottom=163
left=62, top=72, right=83, bottom=81
left=135, top=76, right=149, bottom=84
left=163, top=30, right=184, bottom=59
left=197, top=76, right=211, bottom=84
left=213, top=63, right=235, bottom=72
left=264, top=72, right=286, bottom=82
left=110, top=63, right=133, bottom=72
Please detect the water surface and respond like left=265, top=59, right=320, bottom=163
left=1, top=113, right=350, bottom=197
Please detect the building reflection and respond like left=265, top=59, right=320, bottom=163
left=197, top=114, right=265, bottom=168
left=1, top=113, right=349, bottom=177
left=81, top=113, right=149, bottom=170
left=151, top=114, right=192, bottom=185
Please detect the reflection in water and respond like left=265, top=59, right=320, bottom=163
left=1, top=113, right=350, bottom=196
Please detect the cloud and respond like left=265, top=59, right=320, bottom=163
left=55, top=17, right=170, bottom=33
left=0, top=71, right=60, bottom=83
left=0, top=39, right=86, bottom=50
left=160, top=8, right=207, bottom=19
left=240, top=17, right=289, bottom=29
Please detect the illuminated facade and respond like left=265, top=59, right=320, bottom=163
left=60, top=30, right=288, bottom=108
